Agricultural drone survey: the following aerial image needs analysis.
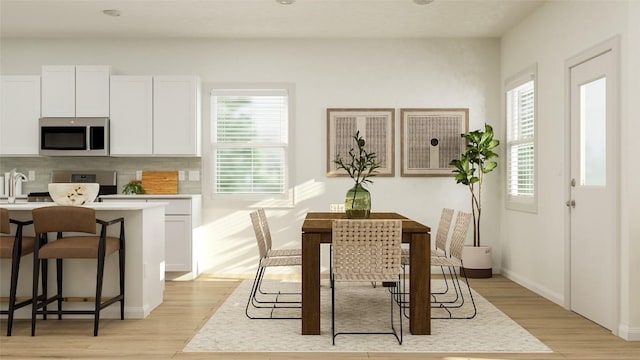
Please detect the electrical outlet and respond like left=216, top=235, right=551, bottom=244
left=188, top=170, right=200, bottom=181
left=28, top=170, right=35, bottom=181
left=136, top=171, right=142, bottom=180
left=178, top=171, right=186, bottom=181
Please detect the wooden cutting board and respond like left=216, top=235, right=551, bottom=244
left=141, top=171, right=178, bottom=194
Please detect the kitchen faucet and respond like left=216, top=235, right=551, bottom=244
left=7, top=168, right=28, bottom=204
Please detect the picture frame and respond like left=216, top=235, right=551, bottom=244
left=400, top=108, right=469, bottom=177
left=326, top=108, right=395, bottom=177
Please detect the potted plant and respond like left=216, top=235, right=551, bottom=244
left=334, top=131, right=381, bottom=219
left=449, top=123, right=499, bottom=278
left=122, top=180, right=145, bottom=195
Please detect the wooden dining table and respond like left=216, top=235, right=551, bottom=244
left=301, top=212, right=431, bottom=335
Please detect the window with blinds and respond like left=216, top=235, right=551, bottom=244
left=506, top=65, right=537, bottom=212
left=212, top=88, right=290, bottom=199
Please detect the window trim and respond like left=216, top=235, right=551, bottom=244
left=206, top=83, right=295, bottom=207
left=505, top=64, right=538, bottom=213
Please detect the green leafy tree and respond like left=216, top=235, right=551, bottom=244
left=450, top=124, right=500, bottom=247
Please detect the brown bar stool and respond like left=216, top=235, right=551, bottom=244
left=30, top=206, right=125, bottom=336
left=0, top=208, right=36, bottom=336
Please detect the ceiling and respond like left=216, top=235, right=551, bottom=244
left=0, top=0, right=545, bottom=39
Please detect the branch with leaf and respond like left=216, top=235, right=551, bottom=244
left=334, top=130, right=381, bottom=187
left=450, top=124, right=499, bottom=247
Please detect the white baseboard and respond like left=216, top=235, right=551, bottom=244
left=618, top=324, right=640, bottom=341
left=500, top=268, right=564, bottom=306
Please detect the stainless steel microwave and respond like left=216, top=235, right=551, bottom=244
left=39, top=117, right=109, bottom=156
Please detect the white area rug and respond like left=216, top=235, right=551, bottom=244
left=184, top=279, right=552, bottom=353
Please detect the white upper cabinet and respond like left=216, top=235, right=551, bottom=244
left=76, top=66, right=110, bottom=117
left=41, top=66, right=75, bottom=117
left=153, top=76, right=201, bottom=156
left=41, top=65, right=110, bottom=117
left=109, top=76, right=153, bottom=155
left=0, top=76, right=41, bottom=155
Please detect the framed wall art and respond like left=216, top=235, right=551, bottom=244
left=326, top=108, right=395, bottom=177
left=400, top=108, right=469, bottom=177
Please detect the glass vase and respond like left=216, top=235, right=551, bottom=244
left=345, top=183, right=371, bottom=219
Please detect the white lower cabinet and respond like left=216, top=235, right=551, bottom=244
left=101, top=195, right=202, bottom=278
left=164, top=215, right=191, bottom=271
left=146, top=198, right=194, bottom=272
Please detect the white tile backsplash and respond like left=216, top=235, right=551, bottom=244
left=0, top=156, right=202, bottom=195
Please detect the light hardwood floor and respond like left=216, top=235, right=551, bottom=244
left=1, top=275, right=638, bottom=360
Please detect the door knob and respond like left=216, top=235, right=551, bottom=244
left=565, top=200, right=576, bottom=208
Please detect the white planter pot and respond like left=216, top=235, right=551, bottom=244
left=461, top=245, right=492, bottom=278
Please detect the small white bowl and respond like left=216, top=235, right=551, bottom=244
left=48, top=183, right=100, bottom=206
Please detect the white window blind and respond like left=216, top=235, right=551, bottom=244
left=212, top=89, right=289, bottom=197
left=506, top=66, right=537, bottom=212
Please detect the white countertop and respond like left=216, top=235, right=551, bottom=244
left=0, top=201, right=168, bottom=211
left=100, top=194, right=201, bottom=200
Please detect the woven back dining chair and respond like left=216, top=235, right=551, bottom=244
left=257, top=208, right=301, bottom=257
left=431, top=211, right=477, bottom=319
left=331, top=219, right=403, bottom=345
left=401, top=207, right=454, bottom=261
left=30, top=206, right=125, bottom=336
left=0, top=208, right=37, bottom=336
left=396, top=208, right=455, bottom=314
left=245, top=210, right=301, bottom=320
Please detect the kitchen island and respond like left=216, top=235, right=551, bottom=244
left=0, top=201, right=166, bottom=319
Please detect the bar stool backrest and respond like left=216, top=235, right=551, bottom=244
left=0, top=208, right=9, bottom=234
left=32, top=206, right=97, bottom=234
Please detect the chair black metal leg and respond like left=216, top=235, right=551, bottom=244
left=95, top=249, right=106, bottom=336
left=398, top=280, right=403, bottom=344
left=41, top=258, right=48, bottom=320
left=329, top=245, right=333, bottom=288
left=30, top=246, right=41, bottom=336
left=119, top=247, right=125, bottom=320
left=333, top=280, right=403, bottom=345
left=331, top=278, right=336, bottom=345
left=251, top=266, right=300, bottom=308
left=431, top=266, right=477, bottom=319
left=245, top=267, right=269, bottom=318
left=245, top=266, right=300, bottom=320
left=6, top=244, right=22, bottom=336
left=431, top=265, right=461, bottom=305
left=257, top=273, right=300, bottom=297
left=56, top=259, right=63, bottom=320
left=388, top=280, right=402, bottom=345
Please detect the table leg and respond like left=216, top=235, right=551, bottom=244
left=302, top=232, right=321, bottom=335
left=409, top=232, right=431, bottom=334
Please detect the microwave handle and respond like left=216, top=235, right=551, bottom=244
left=86, top=126, right=91, bottom=151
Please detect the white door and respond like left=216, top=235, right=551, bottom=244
left=568, top=42, right=618, bottom=331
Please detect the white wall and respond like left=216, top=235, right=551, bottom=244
left=0, top=38, right=502, bottom=275
left=501, top=0, right=639, bottom=340
left=624, top=0, right=640, bottom=340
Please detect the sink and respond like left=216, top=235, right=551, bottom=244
left=0, top=197, right=28, bottom=204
